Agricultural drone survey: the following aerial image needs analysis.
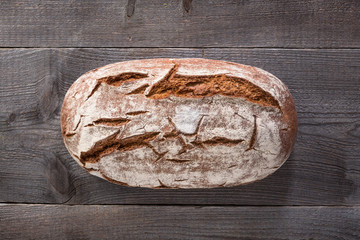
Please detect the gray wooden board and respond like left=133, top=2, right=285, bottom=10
left=1, top=48, right=359, bottom=205
left=0, top=0, right=359, bottom=48
left=0, top=205, right=359, bottom=240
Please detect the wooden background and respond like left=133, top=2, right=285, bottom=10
left=0, top=1, right=359, bottom=239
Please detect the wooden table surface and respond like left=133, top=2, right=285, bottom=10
left=1, top=1, right=359, bottom=239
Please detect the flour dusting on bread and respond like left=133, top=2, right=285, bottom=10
left=61, top=58, right=297, bottom=188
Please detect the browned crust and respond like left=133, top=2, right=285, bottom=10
left=146, top=73, right=280, bottom=109
left=86, top=72, right=149, bottom=100
left=92, top=118, right=131, bottom=126
left=278, top=94, right=298, bottom=158
left=61, top=58, right=298, bottom=188
left=79, top=131, right=161, bottom=164
left=246, top=115, right=257, bottom=151
left=126, top=84, right=149, bottom=95
left=99, top=170, right=130, bottom=187
left=60, top=58, right=288, bottom=135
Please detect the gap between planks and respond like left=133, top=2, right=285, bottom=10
left=1, top=203, right=359, bottom=207
left=1, top=47, right=360, bottom=50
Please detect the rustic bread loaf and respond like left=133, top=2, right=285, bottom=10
left=61, top=58, right=297, bottom=188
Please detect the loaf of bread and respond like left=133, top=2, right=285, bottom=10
left=61, top=58, right=297, bottom=188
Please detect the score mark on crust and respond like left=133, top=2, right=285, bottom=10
left=86, top=72, right=149, bottom=100
left=85, top=63, right=281, bottom=111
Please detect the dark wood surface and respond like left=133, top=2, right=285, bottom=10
left=1, top=1, right=359, bottom=239
left=0, top=0, right=359, bottom=48
left=1, top=48, right=359, bottom=206
left=1, top=205, right=359, bottom=240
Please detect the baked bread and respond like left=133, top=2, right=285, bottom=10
left=61, top=58, right=297, bottom=188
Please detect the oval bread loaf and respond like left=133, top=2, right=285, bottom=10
left=61, top=58, right=297, bottom=188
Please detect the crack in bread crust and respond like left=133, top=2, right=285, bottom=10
left=92, top=118, right=131, bottom=126
left=126, top=84, right=150, bottom=95
left=126, top=111, right=149, bottom=116
left=195, top=137, right=244, bottom=147
left=246, top=115, right=257, bottom=151
left=79, top=131, right=160, bottom=164
left=86, top=72, right=148, bottom=100
left=86, top=63, right=281, bottom=110
left=145, top=64, right=280, bottom=109
left=147, top=74, right=280, bottom=109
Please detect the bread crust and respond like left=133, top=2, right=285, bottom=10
left=61, top=58, right=297, bottom=188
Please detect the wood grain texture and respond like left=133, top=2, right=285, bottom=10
left=0, top=205, right=359, bottom=240
left=0, top=0, right=359, bottom=48
left=1, top=48, right=359, bottom=205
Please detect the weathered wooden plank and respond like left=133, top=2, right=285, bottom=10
left=0, top=48, right=359, bottom=205
left=0, top=0, right=359, bottom=48
left=0, top=205, right=359, bottom=240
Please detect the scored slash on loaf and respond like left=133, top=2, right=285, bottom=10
left=61, top=58, right=297, bottom=188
